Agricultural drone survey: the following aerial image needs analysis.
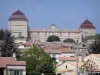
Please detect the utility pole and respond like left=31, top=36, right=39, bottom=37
left=90, top=64, right=92, bottom=75
left=76, top=43, right=79, bottom=75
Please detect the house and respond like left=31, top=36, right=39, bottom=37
left=0, top=57, right=26, bottom=75
left=45, top=46, right=76, bottom=59
left=56, top=57, right=81, bottom=75
left=60, top=48, right=75, bottom=57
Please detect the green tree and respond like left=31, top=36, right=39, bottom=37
left=63, top=38, right=75, bottom=43
left=88, top=34, right=100, bottom=54
left=20, top=45, right=56, bottom=75
left=37, top=62, right=56, bottom=75
left=47, top=35, right=60, bottom=42
left=0, top=29, right=20, bottom=57
left=0, top=29, right=4, bottom=40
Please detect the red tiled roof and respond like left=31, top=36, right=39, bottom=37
left=8, top=9, right=28, bottom=21
left=80, top=20, right=95, bottom=29
left=57, top=57, right=77, bottom=61
left=60, top=49, right=75, bottom=53
left=23, top=41, right=33, bottom=47
left=45, top=49, right=60, bottom=53
left=0, top=57, right=26, bottom=68
left=44, top=47, right=75, bottom=53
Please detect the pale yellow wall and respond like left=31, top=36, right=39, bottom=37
left=56, top=61, right=76, bottom=73
left=8, top=21, right=27, bottom=26
left=30, top=31, right=81, bottom=42
left=80, top=29, right=96, bottom=36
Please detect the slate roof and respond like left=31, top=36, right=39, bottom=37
left=80, top=20, right=95, bottom=29
left=8, top=9, right=28, bottom=21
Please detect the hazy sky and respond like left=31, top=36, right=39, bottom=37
left=0, top=0, right=100, bottom=33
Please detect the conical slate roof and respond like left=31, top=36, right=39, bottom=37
left=12, top=9, right=25, bottom=15
left=8, top=9, right=28, bottom=21
left=80, top=20, right=95, bottom=29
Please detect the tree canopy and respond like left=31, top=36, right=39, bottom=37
left=47, top=35, right=60, bottom=42
left=0, top=29, right=20, bottom=57
left=63, top=38, right=75, bottom=43
left=88, top=34, right=100, bottom=54
left=20, top=45, right=56, bottom=75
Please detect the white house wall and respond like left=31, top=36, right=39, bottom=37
left=61, top=53, right=75, bottom=57
left=7, top=65, right=26, bottom=69
left=4, top=69, right=6, bottom=75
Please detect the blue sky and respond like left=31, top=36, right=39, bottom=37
left=0, top=0, right=100, bottom=33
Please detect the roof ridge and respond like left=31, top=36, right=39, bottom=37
left=12, top=9, right=25, bottom=15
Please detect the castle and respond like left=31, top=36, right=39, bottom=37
left=8, top=10, right=96, bottom=43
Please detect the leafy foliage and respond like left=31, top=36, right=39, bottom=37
left=0, top=29, right=20, bottom=57
left=20, top=45, right=56, bottom=75
left=63, top=38, right=75, bottom=43
left=47, top=35, right=60, bottom=42
left=0, top=29, right=4, bottom=40
left=37, top=62, right=56, bottom=75
left=88, top=34, right=100, bottom=54
left=80, top=59, right=96, bottom=73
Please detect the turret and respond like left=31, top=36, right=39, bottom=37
left=8, top=9, right=29, bottom=43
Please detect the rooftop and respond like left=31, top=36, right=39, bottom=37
left=12, top=9, right=25, bottom=15
left=80, top=19, right=95, bottom=29
left=8, top=9, right=28, bottom=21
left=0, top=57, right=26, bottom=68
left=57, top=57, right=77, bottom=61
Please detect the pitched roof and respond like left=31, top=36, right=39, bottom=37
left=57, top=57, right=77, bottom=61
left=22, top=41, right=33, bottom=47
left=12, top=9, right=24, bottom=15
left=45, top=47, right=75, bottom=53
left=8, top=9, right=28, bottom=21
left=0, top=57, right=26, bottom=68
left=60, top=49, right=75, bottom=53
left=80, top=20, right=95, bottom=29
left=45, top=49, right=61, bottom=54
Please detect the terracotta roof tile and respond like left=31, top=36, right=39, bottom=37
left=57, top=57, right=77, bottom=61
left=45, top=49, right=60, bottom=53
left=80, top=20, right=95, bottom=29
left=44, top=47, right=75, bottom=53
left=23, top=41, right=33, bottom=47
left=60, top=49, right=75, bottom=53
left=0, top=57, right=26, bottom=68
